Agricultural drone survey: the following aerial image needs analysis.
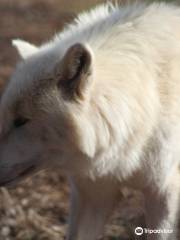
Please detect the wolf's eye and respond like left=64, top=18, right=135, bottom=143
left=14, top=117, right=29, bottom=128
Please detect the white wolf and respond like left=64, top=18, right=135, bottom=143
left=0, top=1, right=179, bottom=240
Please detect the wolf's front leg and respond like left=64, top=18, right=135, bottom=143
left=143, top=171, right=180, bottom=240
left=67, top=177, right=119, bottom=240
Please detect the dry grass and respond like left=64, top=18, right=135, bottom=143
left=0, top=170, right=145, bottom=240
left=0, top=172, right=69, bottom=240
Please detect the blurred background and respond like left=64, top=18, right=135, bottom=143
left=0, top=0, right=178, bottom=240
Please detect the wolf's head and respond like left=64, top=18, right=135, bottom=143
left=0, top=39, right=95, bottom=186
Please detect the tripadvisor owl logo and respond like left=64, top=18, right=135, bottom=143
left=135, top=227, right=173, bottom=236
left=135, top=227, right=143, bottom=236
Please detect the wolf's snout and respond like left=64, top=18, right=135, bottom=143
left=0, top=164, right=37, bottom=187
left=18, top=164, right=36, bottom=177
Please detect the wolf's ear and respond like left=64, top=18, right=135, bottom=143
left=56, top=43, right=93, bottom=100
left=12, top=39, right=38, bottom=59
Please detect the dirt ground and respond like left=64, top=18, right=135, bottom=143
left=0, top=1, right=178, bottom=240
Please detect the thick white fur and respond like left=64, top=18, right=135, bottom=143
left=0, top=2, right=180, bottom=240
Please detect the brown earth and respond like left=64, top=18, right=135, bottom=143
left=0, top=1, right=178, bottom=240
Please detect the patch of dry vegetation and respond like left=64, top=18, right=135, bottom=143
left=0, top=171, right=145, bottom=240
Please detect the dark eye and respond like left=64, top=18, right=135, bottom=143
left=14, top=117, right=29, bottom=128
